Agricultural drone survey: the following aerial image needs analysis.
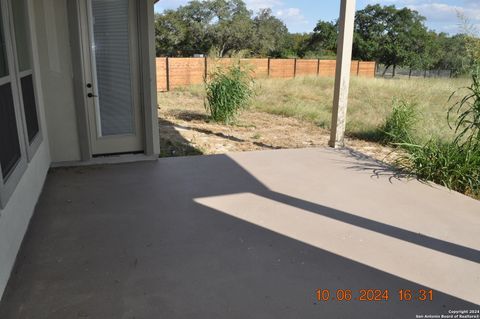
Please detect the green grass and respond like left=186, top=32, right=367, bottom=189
left=381, top=99, right=418, bottom=144
left=392, top=74, right=480, bottom=199
left=396, top=140, right=480, bottom=198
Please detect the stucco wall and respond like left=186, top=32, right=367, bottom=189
left=34, top=0, right=81, bottom=163
left=0, top=145, right=50, bottom=301
left=0, top=0, right=53, bottom=300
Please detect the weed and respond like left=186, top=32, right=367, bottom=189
left=382, top=99, right=418, bottom=144
left=448, top=73, right=480, bottom=145
left=394, top=74, right=480, bottom=198
left=396, top=140, right=480, bottom=197
left=205, top=63, right=254, bottom=124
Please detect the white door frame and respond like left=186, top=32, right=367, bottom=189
left=80, top=0, right=144, bottom=156
left=66, top=0, right=159, bottom=161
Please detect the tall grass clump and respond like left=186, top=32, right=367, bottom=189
left=448, top=73, right=480, bottom=145
left=394, top=73, right=480, bottom=198
left=396, top=140, right=480, bottom=196
left=381, top=99, right=417, bottom=144
left=205, top=58, right=254, bottom=124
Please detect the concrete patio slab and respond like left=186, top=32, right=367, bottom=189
left=0, top=148, right=478, bottom=318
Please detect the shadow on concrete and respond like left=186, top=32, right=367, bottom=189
left=262, top=190, right=479, bottom=263
left=0, top=152, right=477, bottom=318
left=339, top=147, right=411, bottom=182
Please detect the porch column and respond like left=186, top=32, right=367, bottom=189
left=329, top=0, right=356, bottom=148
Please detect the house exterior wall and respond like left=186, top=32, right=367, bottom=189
left=0, top=0, right=53, bottom=301
left=34, top=0, right=82, bottom=163
left=0, top=0, right=159, bottom=301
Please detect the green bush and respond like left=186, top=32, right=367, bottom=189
left=382, top=99, right=417, bottom=144
left=205, top=63, right=253, bottom=124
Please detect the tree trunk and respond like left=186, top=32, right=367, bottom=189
left=382, top=64, right=390, bottom=77
left=392, top=64, right=396, bottom=77
left=409, top=69, right=412, bottom=79
left=424, top=70, right=427, bottom=78
left=219, top=43, right=227, bottom=58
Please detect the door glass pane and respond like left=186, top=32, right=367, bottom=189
left=12, top=0, right=31, bottom=72
left=0, top=83, right=21, bottom=180
left=91, top=0, right=134, bottom=136
left=0, top=7, right=9, bottom=77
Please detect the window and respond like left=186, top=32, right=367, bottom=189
left=0, top=83, right=21, bottom=180
left=12, top=0, right=40, bottom=146
left=0, top=0, right=41, bottom=208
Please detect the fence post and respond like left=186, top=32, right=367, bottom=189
left=165, top=57, right=170, bottom=92
left=204, top=57, right=208, bottom=81
left=317, top=59, right=320, bottom=76
left=356, top=60, right=360, bottom=76
left=267, top=58, right=271, bottom=77
left=293, top=58, right=297, bottom=78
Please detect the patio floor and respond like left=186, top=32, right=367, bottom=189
left=0, top=148, right=479, bottom=318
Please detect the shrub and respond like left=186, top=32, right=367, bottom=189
left=396, top=140, right=480, bottom=196
left=382, top=99, right=417, bottom=144
left=205, top=63, right=254, bottom=124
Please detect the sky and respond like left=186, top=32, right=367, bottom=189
left=154, top=0, right=480, bottom=35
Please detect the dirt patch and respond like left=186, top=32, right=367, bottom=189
left=158, top=105, right=397, bottom=164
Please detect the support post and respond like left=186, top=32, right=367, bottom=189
left=267, top=58, right=271, bottom=77
left=329, top=0, right=356, bottom=148
left=165, top=57, right=170, bottom=92
left=293, top=58, right=297, bottom=78
left=204, top=57, right=208, bottom=81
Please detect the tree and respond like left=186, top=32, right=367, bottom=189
left=155, top=1, right=213, bottom=56
left=459, top=13, right=480, bottom=73
left=207, top=0, right=255, bottom=57
left=436, top=34, right=471, bottom=76
left=154, top=0, right=254, bottom=57
left=304, top=21, right=338, bottom=57
left=252, top=9, right=289, bottom=57
left=354, top=4, right=429, bottom=76
left=155, top=11, right=187, bottom=56
left=154, top=0, right=300, bottom=58
left=282, top=33, right=310, bottom=58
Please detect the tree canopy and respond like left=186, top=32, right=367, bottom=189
left=155, top=0, right=478, bottom=76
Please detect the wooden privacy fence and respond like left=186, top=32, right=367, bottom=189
left=156, top=57, right=376, bottom=92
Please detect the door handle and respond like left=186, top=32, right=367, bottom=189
left=87, top=93, right=98, bottom=98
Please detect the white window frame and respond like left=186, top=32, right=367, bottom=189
left=8, top=0, right=42, bottom=160
left=0, top=0, right=42, bottom=208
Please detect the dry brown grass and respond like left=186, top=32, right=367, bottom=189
left=157, top=76, right=470, bottom=158
left=251, top=76, right=470, bottom=143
